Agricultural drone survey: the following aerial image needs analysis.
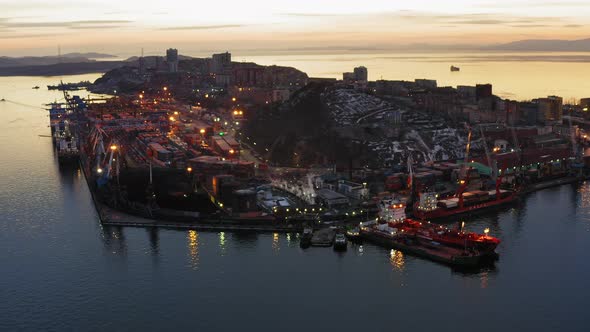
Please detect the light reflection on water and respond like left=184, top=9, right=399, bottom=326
left=389, top=249, right=405, bottom=272
left=187, top=230, right=199, bottom=269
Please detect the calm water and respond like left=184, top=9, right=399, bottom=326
left=234, top=52, right=590, bottom=101
left=1, top=75, right=590, bottom=331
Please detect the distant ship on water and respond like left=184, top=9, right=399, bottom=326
left=450, top=65, right=460, bottom=72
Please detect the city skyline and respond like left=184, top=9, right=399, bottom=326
left=2, top=0, right=590, bottom=56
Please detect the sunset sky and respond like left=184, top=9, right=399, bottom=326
left=1, top=0, right=590, bottom=56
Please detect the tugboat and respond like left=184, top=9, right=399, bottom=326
left=450, top=65, right=460, bottom=72
left=333, top=233, right=348, bottom=251
left=32, top=86, right=40, bottom=89
left=345, top=227, right=361, bottom=243
left=300, top=227, right=313, bottom=248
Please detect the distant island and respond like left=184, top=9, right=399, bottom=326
left=488, top=38, right=590, bottom=52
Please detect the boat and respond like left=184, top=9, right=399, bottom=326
left=32, top=86, right=40, bottom=89
left=414, top=188, right=516, bottom=220
left=345, top=227, right=361, bottom=242
left=450, top=66, right=460, bottom=72
left=333, top=233, right=347, bottom=251
left=0, top=98, right=5, bottom=102
left=359, top=222, right=491, bottom=267
left=376, top=201, right=500, bottom=253
left=413, top=176, right=517, bottom=221
left=300, top=227, right=313, bottom=248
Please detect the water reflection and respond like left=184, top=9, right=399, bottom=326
left=100, top=225, right=127, bottom=256
left=272, top=232, right=280, bottom=252
left=148, top=228, right=159, bottom=258
left=219, top=232, right=226, bottom=255
left=187, top=230, right=199, bottom=269
left=389, top=249, right=405, bottom=271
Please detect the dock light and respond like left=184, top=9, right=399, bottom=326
left=163, top=87, right=168, bottom=91
left=229, top=149, right=235, bottom=154
left=584, top=107, right=589, bottom=112
left=219, top=203, right=223, bottom=208
left=232, top=97, right=236, bottom=102
left=200, top=128, right=206, bottom=134
left=205, top=94, right=209, bottom=98
left=484, top=228, right=490, bottom=235
left=174, top=111, right=179, bottom=115
left=110, top=145, right=117, bottom=151
left=187, top=167, right=192, bottom=172
left=97, top=168, right=103, bottom=174
left=169, top=116, right=175, bottom=121
left=139, top=94, right=143, bottom=99
left=233, top=110, right=238, bottom=115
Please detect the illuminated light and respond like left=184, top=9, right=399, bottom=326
left=174, top=111, right=179, bottom=115
left=200, top=128, right=206, bottom=134
left=169, top=116, right=175, bottom=121
left=205, top=94, right=209, bottom=98
left=484, top=228, right=490, bottom=235
left=219, top=203, right=223, bottom=208
left=139, top=94, right=143, bottom=99
left=229, top=149, right=235, bottom=154
left=233, top=110, right=238, bottom=115
left=110, top=145, right=117, bottom=151
left=97, top=168, right=103, bottom=174
left=584, top=107, right=589, bottom=112
left=239, top=111, right=243, bottom=115
left=232, top=97, right=236, bottom=102
left=187, top=167, right=193, bottom=172
left=163, top=86, right=168, bottom=91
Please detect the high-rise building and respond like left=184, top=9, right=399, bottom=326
left=538, top=96, right=563, bottom=124
left=353, top=66, right=368, bottom=82
left=475, top=84, right=493, bottom=100
left=342, top=72, right=355, bottom=82
left=211, top=52, right=231, bottom=74
left=166, top=48, right=178, bottom=73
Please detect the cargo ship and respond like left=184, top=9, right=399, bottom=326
left=413, top=177, right=517, bottom=221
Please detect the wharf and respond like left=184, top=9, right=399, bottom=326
left=520, top=175, right=588, bottom=195
left=311, top=228, right=336, bottom=247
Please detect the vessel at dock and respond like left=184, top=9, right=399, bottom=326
left=333, top=233, right=347, bottom=251
left=413, top=176, right=517, bottom=221
left=377, top=201, right=500, bottom=254
left=300, top=227, right=313, bottom=248
left=359, top=222, right=490, bottom=267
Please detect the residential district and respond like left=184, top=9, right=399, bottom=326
left=45, top=48, right=590, bottom=269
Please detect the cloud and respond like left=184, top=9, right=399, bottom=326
left=0, top=33, right=59, bottom=39
left=160, top=24, right=247, bottom=30
left=0, top=19, right=133, bottom=29
left=280, top=13, right=344, bottom=17
left=478, top=1, right=590, bottom=8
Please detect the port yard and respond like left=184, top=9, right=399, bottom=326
left=47, top=60, right=590, bottom=272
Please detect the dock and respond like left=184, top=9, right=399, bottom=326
left=311, top=228, right=336, bottom=247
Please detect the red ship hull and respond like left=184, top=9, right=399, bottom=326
left=387, top=219, right=500, bottom=253
left=413, top=192, right=517, bottom=221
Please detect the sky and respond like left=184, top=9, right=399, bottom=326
left=1, top=0, right=590, bottom=56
